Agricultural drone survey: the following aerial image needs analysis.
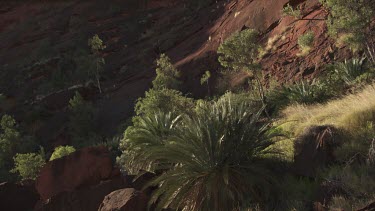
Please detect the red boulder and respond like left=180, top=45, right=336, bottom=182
left=36, top=146, right=115, bottom=200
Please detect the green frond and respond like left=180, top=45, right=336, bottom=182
left=120, top=93, right=284, bottom=210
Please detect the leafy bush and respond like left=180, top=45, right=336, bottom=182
left=68, top=92, right=99, bottom=147
left=134, top=88, right=195, bottom=119
left=297, top=32, right=315, bottom=56
left=120, top=93, right=284, bottom=210
left=49, top=145, right=76, bottom=161
left=0, top=115, right=35, bottom=181
left=218, top=29, right=260, bottom=71
left=282, top=3, right=302, bottom=19
left=0, top=115, right=22, bottom=165
left=200, top=70, right=211, bottom=85
left=321, top=0, right=374, bottom=50
left=266, top=80, right=330, bottom=111
left=200, top=70, right=211, bottom=94
left=11, top=153, right=45, bottom=180
left=286, top=79, right=329, bottom=104
left=218, top=29, right=268, bottom=102
left=152, top=54, right=181, bottom=90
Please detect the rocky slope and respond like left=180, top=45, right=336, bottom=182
left=0, top=0, right=352, bottom=145
left=0, top=0, right=362, bottom=210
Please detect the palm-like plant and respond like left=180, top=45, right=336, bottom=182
left=119, top=111, right=182, bottom=174
left=334, top=57, right=366, bottom=85
left=286, top=79, right=327, bottom=104
left=120, top=94, right=283, bottom=210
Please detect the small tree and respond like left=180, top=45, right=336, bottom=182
left=50, top=145, right=76, bottom=161
left=88, top=34, right=106, bottom=93
left=152, top=54, right=181, bottom=90
left=218, top=29, right=260, bottom=71
left=218, top=29, right=266, bottom=103
left=200, top=70, right=211, bottom=95
left=0, top=115, right=22, bottom=180
left=321, top=0, right=374, bottom=51
left=134, top=88, right=195, bottom=121
left=11, top=153, right=45, bottom=180
left=282, top=3, right=302, bottom=19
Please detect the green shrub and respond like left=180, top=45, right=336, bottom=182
left=218, top=29, right=266, bottom=101
left=152, top=54, right=181, bottom=90
left=0, top=115, right=21, bottom=162
left=68, top=92, right=99, bottom=147
left=200, top=70, right=211, bottom=85
left=49, top=145, right=76, bottom=161
left=120, top=93, right=284, bottom=210
left=321, top=0, right=374, bottom=50
left=200, top=70, right=211, bottom=94
left=297, top=32, right=315, bottom=56
left=333, top=57, right=367, bottom=86
left=0, top=114, right=38, bottom=181
left=11, top=153, right=45, bottom=180
left=285, top=80, right=329, bottom=104
left=134, top=88, right=195, bottom=120
left=265, top=86, right=292, bottom=114
left=282, top=3, right=302, bottom=19
left=218, top=29, right=260, bottom=72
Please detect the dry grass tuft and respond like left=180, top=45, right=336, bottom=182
left=280, top=83, right=375, bottom=136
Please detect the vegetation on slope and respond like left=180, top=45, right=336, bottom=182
left=1, top=0, right=375, bottom=210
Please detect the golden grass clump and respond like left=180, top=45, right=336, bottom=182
left=280, top=83, right=375, bottom=136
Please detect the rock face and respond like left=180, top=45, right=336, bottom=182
left=35, top=146, right=115, bottom=200
left=293, top=125, right=341, bottom=178
left=34, top=146, right=158, bottom=211
left=0, top=181, right=39, bottom=211
left=0, top=0, right=355, bottom=142
left=98, top=188, right=149, bottom=211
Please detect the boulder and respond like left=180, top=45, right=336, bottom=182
left=98, top=188, right=149, bottom=211
left=0, top=181, right=39, bottom=211
left=293, top=125, right=341, bottom=178
left=36, top=146, right=115, bottom=200
left=35, top=177, right=126, bottom=211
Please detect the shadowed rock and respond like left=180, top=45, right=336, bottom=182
left=34, top=177, right=127, bottom=211
left=36, top=146, right=115, bottom=200
left=293, top=125, right=341, bottom=178
left=98, top=188, right=149, bottom=211
left=0, top=181, right=39, bottom=211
